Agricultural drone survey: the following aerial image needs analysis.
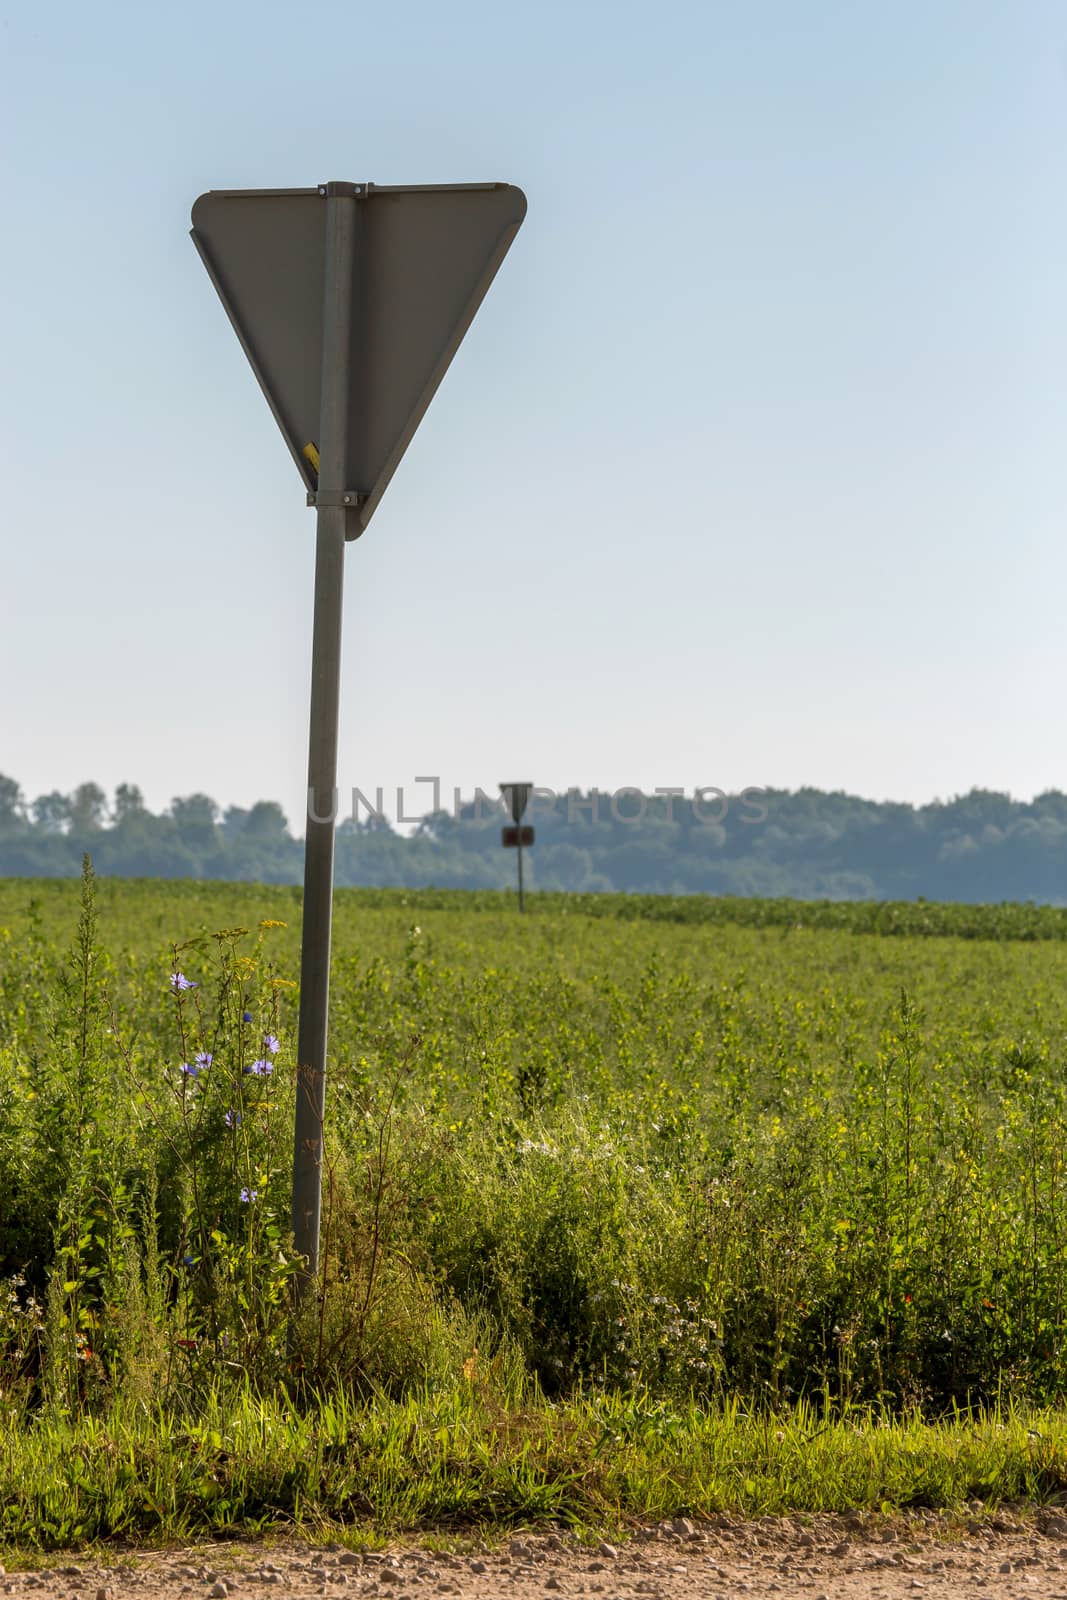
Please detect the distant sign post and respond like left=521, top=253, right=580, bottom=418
left=500, top=782, right=534, bottom=911
left=191, top=181, right=526, bottom=1297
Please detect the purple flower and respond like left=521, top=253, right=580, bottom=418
left=171, top=972, right=197, bottom=992
left=224, top=1109, right=242, bottom=1128
left=263, top=1034, right=280, bottom=1056
left=179, top=1061, right=200, bottom=1078
left=242, top=1010, right=253, bottom=1023
left=239, top=1187, right=258, bottom=1203
left=246, top=1059, right=273, bottom=1077
left=195, top=1051, right=213, bottom=1069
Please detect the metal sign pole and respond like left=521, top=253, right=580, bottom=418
left=516, top=831, right=526, bottom=912
left=292, top=183, right=358, bottom=1297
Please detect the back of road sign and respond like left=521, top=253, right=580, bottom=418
left=500, top=783, right=532, bottom=824
left=190, top=182, right=527, bottom=529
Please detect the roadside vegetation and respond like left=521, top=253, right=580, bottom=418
left=0, top=869, right=1066, bottom=1545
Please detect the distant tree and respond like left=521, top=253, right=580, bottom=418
left=170, top=794, right=220, bottom=852
left=1032, top=791, right=1067, bottom=824
left=244, top=801, right=289, bottom=842
left=414, top=809, right=454, bottom=841
left=936, top=789, right=1018, bottom=830
left=222, top=805, right=249, bottom=838
left=339, top=810, right=394, bottom=836
left=68, top=782, right=109, bottom=834
left=0, top=775, right=25, bottom=831
left=32, top=790, right=71, bottom=833
left=113, top=782, right=147, bottom=822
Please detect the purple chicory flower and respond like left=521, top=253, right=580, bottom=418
left=195, top=1051, right=213, bottom=1069
left=179, top=1061, right=200, bottom=1078
left=239, top=1187, right=258, bottom=1203
left=245, top=1059, right=273, bottom=1077
left=263, top=1034, right=280, bottom=1056
left=224, top=1109, right=242, bottom=1128
left=242, top=1011, right=253, bottom=1023
left=171, top=972, right=197, bottom=992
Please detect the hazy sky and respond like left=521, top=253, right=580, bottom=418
left=3, top=1, right=1066, bottom=829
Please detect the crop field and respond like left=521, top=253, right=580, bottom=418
left=1, top=868, right=1066, bottom=1544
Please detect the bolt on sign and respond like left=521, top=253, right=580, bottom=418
left=191, top=180, right=527, bottom=1293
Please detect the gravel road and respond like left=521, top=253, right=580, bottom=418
left=7, top=1510, right=1067, bottom=1600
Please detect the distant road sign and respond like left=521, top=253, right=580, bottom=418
left=499, top=783, right=535, bottom=911
left=500, top=782, right=533, bottom=824
left=191, top=181, right=527, bottom=531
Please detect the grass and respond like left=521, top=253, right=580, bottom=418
left=0, top=867, right=1066, bottom=1543
left=1, top=1389, right=1066, bottom=1549
left=7, top=876, right=1067, bottom=945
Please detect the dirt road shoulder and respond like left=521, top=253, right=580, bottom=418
left=7, top=1509, right=1067, bottom=1600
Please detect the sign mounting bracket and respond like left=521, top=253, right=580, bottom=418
left=306, top=490, right=367, bottom=509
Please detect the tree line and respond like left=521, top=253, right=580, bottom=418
left=2, top=773, right=1067, bottom=902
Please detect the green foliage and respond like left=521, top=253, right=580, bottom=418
left=1, top=874, right=1067, bottom=1440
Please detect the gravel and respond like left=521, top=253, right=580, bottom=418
left=5, top=1511, right=1067, bottom=1600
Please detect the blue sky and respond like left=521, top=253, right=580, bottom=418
left=2, top=0, right=1065, bottom=828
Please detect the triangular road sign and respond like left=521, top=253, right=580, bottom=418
left=191, top=181, right=526, bottom=529
left=500, top=782, right=533, bottom=824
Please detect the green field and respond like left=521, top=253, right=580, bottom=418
left=0, top=869, right=1066, bottom=1543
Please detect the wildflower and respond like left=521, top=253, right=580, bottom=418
left=246, top=1058, right=273, bottom=1077
left=263, top=1034, right=280, bottom=1055
left=183, top=1253, right=195, bottom=1267
left=224, top=1109, right=242, bottom=1128
left=242, top=1010, right=253, bottom=1022
left=179, top=1061, right=200, bottom=1078
left=240, top=1187, right=258, bottom=1203
left=171, top=972, right=197, bottom=992
left=195, top=1051, right=213, bottom=1068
